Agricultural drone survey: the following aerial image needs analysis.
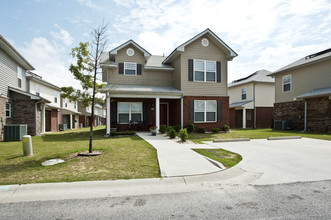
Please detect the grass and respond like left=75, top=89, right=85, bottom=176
left=188, top=128, right=331, bottom=143
left=0, top=126, right=160, bottom=185
left=193, top=148, right=242, bottom=168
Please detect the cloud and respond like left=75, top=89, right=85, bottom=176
left=50, top=24, right=74, bottom=46
left=76, top=0, right=104, bottom=11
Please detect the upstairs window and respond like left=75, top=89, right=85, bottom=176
left=17, top=67, right=22, bottom=88
left=282, top=74, right=291, bottom=92
left=124, top=62, right=137, bottom=75
left=65, top=98, right=68, bottom=108
left=74, top=101, right=77, bottom=109
left=194, top=100, right=217, bottom=122
left=54, top=92, right=58, bottom=103
left=194, top=60, right=216, bottom=82
left=242, top=88, right=247, bottom=100
left=35, top=84, right=40, bottom=96
left=118, top=102, right=142, bottom=124
left=6, top=103, right=11, bottom=118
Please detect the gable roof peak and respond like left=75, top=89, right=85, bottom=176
left=109, top=39, right=151, bottom=58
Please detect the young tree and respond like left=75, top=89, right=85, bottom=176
left=62, top=22, right=108, bottom=153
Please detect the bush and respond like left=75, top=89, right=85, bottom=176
left=159, top=124, right=167, bottom=134
left=212, top=128, right=220, bottom=133
left=169, top=129, right=176, bottom=139
left=179, top=128, right=188, bottom=142
left=166, top=126, right=173, bottom=135
left=185, top=123, right=194, bottom=133
left=222, top=124, right=230, bottom=131
left=174, top=124, right=181, bottom=133
left=197, top=127, right=205, bottom=133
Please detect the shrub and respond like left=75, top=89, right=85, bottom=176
left=166, top=126, right=173, bottom=135
left=169, top=129, right=177, bottom=139
left=159, top=124, right=167, bottom=134
left=197, top=127, right=205, bottom=133
left=212, top=128, right=220, bottom=133
left=185, top=123, right=194, bottom=133
left=179, top=128, right=188, bottom=142
left=174, top=124, right=181, bottom=133
left=222, top=124, right=230, bottom=131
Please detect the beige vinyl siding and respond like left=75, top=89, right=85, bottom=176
left=255, top=83, right=274, bottom=107
left=228, top=83, right=253, bottom=104
left=180, top=36, right=228, bottom=96
left=172, top=56, right=181, bottom=89
left=0, top=48, right=26, bottom=97
left=275, top=59, right=331, bottom=103
left=107, top=44, right=174, bottom=86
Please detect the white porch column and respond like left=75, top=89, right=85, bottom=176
left=106, top=93, right=111, bottom=134
left=242, top=108, right=246, bottom=129
left=41, top=104, right=46, bottom=133
left=70, top=114, right=73, bottom=129
left=181, top=97, right=183, bottom=129
left=155, top=97, right=160, bottom=133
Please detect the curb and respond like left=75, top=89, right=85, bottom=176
left=213, top=138, right=250, bottom=143
left=267, top=136, right=302, bottom=140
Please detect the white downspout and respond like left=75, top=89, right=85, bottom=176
left=106, top=93, right=111, bottom=135
left=304, top=100, right=307, bottom=132
left=155, top=97, right=160, bottom=133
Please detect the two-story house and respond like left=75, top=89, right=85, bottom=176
left=100, top=29, right=237, bottom=134
left=26, top=71, right=62, bottom=133
left=269, top=48, right=331, bottom=132
left=228, top=69, right=275, bottom=129
left=60, top=97, right=80, bottom=130
left=0, top=35, right=50, bottom=138
left=78, top=103, right=105, bottom=127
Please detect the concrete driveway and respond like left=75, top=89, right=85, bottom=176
left=206, top=138, right=331, bottom=185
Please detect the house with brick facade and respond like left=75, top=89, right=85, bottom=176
left=228, top=69, right=275, bottom=129
left=269, top=48, right=331, bottom=132
left=0, top=35, right=51, bottom=138
left=100, top=29, right=237, bottom=134
left=60, top=97, right=80, bottom=130
left=78, top=103, right=106, bottom=127
left=26, top=71, right=62, bottom=133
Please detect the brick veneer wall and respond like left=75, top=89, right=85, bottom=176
left=306, top=97, right=331, bottom=132
left=274, top=100, right=305, bottom=130
left=183, top=96, right=229, bottom=131
left=256, top=107, right=274, bottom=128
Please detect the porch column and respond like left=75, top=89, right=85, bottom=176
left=70, top=114, right=73, bottom=129
left=181, top=97, right=183, bottom=129
left=155, top=97, right=160, bottom=133
left=106, top=93, right=111, bottom=134
left=242, top=108, right=246, bottom=129
left=41, top=104, right=46, bottom=133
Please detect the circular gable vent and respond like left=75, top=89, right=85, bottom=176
left=201, top=38, right=209, bottom=47
left=126, top=48, right=134, bottom=56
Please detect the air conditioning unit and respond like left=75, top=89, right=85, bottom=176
left=4, top=124, right=28, bottom=141
left=58, top=124, right=68, bottom=131
left=274, top=120, right=292, bottom=130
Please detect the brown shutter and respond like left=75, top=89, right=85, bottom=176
left=217, top=61, right=221, bottom=83
left=143, top=102, right=148, bottom=122
left=118, top=63, right=124, bottom=74
left=111, top=102, right=117, bottom=123
left=137, top=64, right=142, bottom=75
left=188, top=59, right=193, bottom=81
left=217, top=100, right=222, bottom=122
left=189, top=100, right=194, bottom=121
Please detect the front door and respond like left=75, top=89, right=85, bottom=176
left=45, top=110, right=51, bottom=131
left=235, top=109, right=243, bottom=128
left=160, top=103, right=168, bottom=126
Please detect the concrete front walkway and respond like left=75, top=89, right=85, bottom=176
left=137, top=132, right=223, bottom=177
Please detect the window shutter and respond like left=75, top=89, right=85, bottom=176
left=189, top=100, right=194, bottom=121
left=111, top=102, right=117, bottom=123
left=118, top=63, right=124, bottom=74
left=137, top=64, right=142, bottom=75
left=143, top=102, right=148, bottom=122
left=217, top=61, right=221, bottom=83
left=217, top=100, right=222, bottom=122
left=188, top=59, right=193, bottom=81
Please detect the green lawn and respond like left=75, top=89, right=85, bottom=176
left=0, top=126, right=160, bottom=185
left=189, top=129, right=331, bottom=143
left=193, top=148, right=242, bottom=168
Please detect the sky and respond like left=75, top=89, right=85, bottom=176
left=1, top=0, right=331, bottom=90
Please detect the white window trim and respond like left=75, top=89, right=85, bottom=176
left=193, top=59, right=216, bottom=83
left=6, top=103, right=11, bottom=118
left=282, top=74, right=292, bottom=92
left=242, top=88, right=247, bottom=100
left=65, top=98, right=68, bottom=108
left=35, top=84, right=40, bottom=96
left=117, top=102, right=143, bottom=124
left=17, top=66, right=22, bottom=88
left=124, top=62, right=137, bottom=76
left=194, top=100, right=217, bottom=123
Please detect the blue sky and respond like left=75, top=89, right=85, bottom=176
left=1, top=0, right=331, bottom=90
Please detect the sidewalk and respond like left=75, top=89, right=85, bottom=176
left=137, top=132, right=223, bottom=177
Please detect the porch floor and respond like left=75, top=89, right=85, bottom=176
left=137, top=132, right=224, bottom=177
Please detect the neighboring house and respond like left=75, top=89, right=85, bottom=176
left=100, top=29, right=237, bottom=134
left=0, top=35, right=50, bottom=138
left=269, top=48, right=331, bottom=132
left=26, top=71, right=62, bottom=132
left=78, top=103, right=105, bottom=127
left=228, top=69, right=275, bottom=129
left=60, top=97, right=80, bottom=129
